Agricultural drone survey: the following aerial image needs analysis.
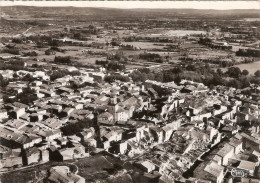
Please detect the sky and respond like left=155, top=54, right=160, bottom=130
left=0, top=1, right=259, bottom=10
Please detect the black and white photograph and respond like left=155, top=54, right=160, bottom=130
left=0, top=1, right=260, bottom=182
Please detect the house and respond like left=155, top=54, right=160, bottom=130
left=241, top=133, right=260, bottom=152
left=115, top=108, right=129, bottom=122
left=229, top=137, right=243, bottom=154
left=97, top=112, right=114, bottom=126
left=31, top=80, right=42, bottom=87
left=217, top=143, right=235, bottom=165
left=61, top=108, right=74, bottom=117
left=56, top=137, right=69, bottom=146
left=58, top=148, right=75, bottom=161
left=203, top=161, right=225, bottom=183
left=237, top=160, right=256, bottom=176
left=42, top=118, right=63, bottom=129
left=130, top=139, right=144, bottom=155
left=150, top=127, right=164, bottom=143
left=40, top=149, right=50, bottom=163
left=162, top=125, right=174, bottom=142
left=222, top=125, right=238, bottom=137
left=135, top=160, right=156, bottom=173
left=58, top=144, right=86, bottom=161
left=241, top=177, right=260, bottom=183
left=0, top=147, right=23, bottom=168
left=0, top=126, right=42, bottom=149
left=48, top=166, right=85, bottom=183
left=136, top=125, right=149, bottom=142
left=212, top=155, right=223, bottom=166
left=5, top=119, right=28, bottom=130
left=38, top=130, right=62, bottom=142
left=24, top=147, right=41, bottom=165
left=0, top=110, right=8, bottom=120
left=77, top=127, right=95, bottom=142
left=30, top=113, right=43, bottom=122
left=16, top=134, right=42, bottom=149
left=39, top=89, right=56, bottom=97
left=85, top=138, right=97, bottom=148
left=119, top=141, right=128, bottom=154
left=12, top=108, right=26, bottom=119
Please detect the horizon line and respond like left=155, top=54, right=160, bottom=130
left=0, top=1, right=259, bottom=10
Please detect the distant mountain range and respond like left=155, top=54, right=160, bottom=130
left=0, top=6, right=259, bottom=19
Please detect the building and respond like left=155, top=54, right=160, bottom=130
left=48, top=166, right=85, bottom=183
left=135, top=160, right=156, bottom=173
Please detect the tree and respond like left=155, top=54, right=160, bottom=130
left=13, top=72, right=19, bottom=78
left=216, top=68, right=223, bottom=75
left=3, top=95, right=12, bottom=103
left=254, top=70, right=260, bottom=78
left=0, top=74, right=3, bottom=83
left=242, top=69, right=249, bottom=76
left=226, top=67, right=241, bottom=78
left=23, top=74, right=34, bottom=82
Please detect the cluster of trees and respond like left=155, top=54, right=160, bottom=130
left=198, top=37, right=232, bottom=50
left=0, top=48, right=20, bottom=55
left=110, top=38, right=121, bottom=46
left=50, top=69, right=80, bottom=81
left=0, top=60, right=25, bottom=71
left=236, top=48, right=260, bottom=57
left=120, top=44, right=135, bottom=50
left=129, top=64, right=260, bottom=89
left=95, top=60, right=126, bottom=71
left=180, top=56, right=255, bottom=68
left=226, top=67, right=260, bottom=79
left=23, top=51, right=38, bottom=57
left=27, top=35, right=62, bottom=48
left=139, top=53, right=160, bottom=60
left=107, top=61, right=126, bottom=71
left=61, top=118, right=95, bottom=136
left=3, top=86, right=37, bottom=105
left=77, top=25, right=99, bottom=35
left=12, top=38, right=23, bottom=44
left=95, top=60, right=108, bottom=66
left=139, top=53, right=165, bottom=63
left=45, top=46, right=65, bottom=55
left=179, top=57, right=235, bottom=68
left=107, top=51, right=126, bottom=62
left=104, top=74, right=130, bottom=83
left=16, top=87, right=37, bottom=105
left=22, top=73, right=35, bottom=82
left=73, top=32, right=82, bottom=40
left=54, top=56, right=71, bottom=64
